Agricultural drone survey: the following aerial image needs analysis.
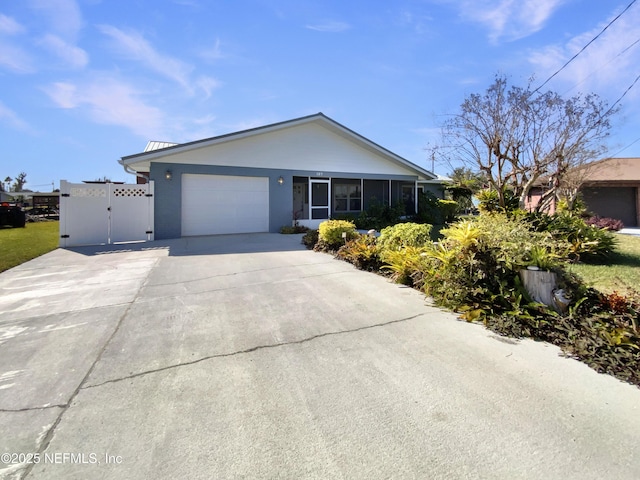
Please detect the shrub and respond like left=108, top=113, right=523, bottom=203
left=336, top=235, right=383, bottom=271
left=301, top=229, right=319, bottom=249
left=472, top=214, right=567, bottom=269
left=528, top=212, right=617, bottom=262
left=586, top=216, right=624, bottom=231
left=438, top=199, right=459, bottom=223
left=377, top=222, right=432, bottom=258
left=475, top=188, right=519, bottom=214
left=418, top=214, right=571, bottom=318
left=318, top=220, right=358, bottom=250
left=356, top=199, right=405, bottom=230
left=416, top=192, right=458, bottom=225
left=416, top=191, right=442, bottom=224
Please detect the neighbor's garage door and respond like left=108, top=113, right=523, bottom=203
left=181, top=174, right=269, bottom=236
left=582, top=186, right=637, bottom=227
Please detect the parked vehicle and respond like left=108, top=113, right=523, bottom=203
left=0, top=203, right=26, bottom=228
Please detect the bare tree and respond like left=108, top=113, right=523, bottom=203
left=438, top=75, right=617, bottom=211
left=12, top=172, right=27, bottom=192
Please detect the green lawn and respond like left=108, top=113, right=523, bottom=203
left=568, top=233, right=640, bottom=295
left=0, top=221, right=59, bottom=273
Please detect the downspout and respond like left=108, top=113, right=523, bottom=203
left=118, top=159, right=150, bottom=182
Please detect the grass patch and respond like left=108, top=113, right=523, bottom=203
left=0, top=221, right=59, bottom=273
left=568, top=234, right=640, bottom=296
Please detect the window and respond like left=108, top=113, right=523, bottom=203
left=334, top=183, right=361, bottom=212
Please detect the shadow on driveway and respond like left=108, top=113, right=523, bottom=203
left=64, top=233, right=308, bottom=257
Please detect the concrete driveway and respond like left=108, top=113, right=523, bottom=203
left=1, top=233, right=639, bottom=479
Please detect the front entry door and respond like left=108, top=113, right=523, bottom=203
left=310, top=179, right=330, bottom=220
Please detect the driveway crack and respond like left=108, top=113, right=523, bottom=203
left=144, top=260, right=338, bottom=287
left=136, top=269, right=357, bottom=303
left=0, top=404, right=67, bottom=413
left=82, top=312, right=427, bottom=390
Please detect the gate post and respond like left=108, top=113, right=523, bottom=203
left=59, top=180, right=70, bottom=248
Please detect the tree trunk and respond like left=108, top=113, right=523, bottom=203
left=520, top=268, right=557, bottom=308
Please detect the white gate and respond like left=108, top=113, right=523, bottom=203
left=59, top=180, right=154, bottom=247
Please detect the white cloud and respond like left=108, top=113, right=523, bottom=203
left=396, top=10, right=433, bottom=34
left=38, top=34, right=89, bottom=69
left=305, top=21, right=351, bottom=33
left=0, top=14, right=26, bottom=36
left=193, top=114, right=216, bottom=126
left=449, top=0, right=567, bottom=42
left=29, top=0, right=83, bottom=40
left=45, top=82, right=78, bottom=108
left=528, top=6, right=640, bottom=97
left=44, top=77, right=167, bottom=139
left=98, top=25, right=222, bottom=98
left=0, top=44, right=35, bottom=73
left=98, top=25, right=195, bottom=91
left=0, top=101, right=30, bottom=131
left=196, top=76, right=221, bottom=98
left=199, top=38, right=225, bottom=61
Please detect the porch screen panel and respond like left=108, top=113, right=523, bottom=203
left=311, top=182, right=329, bottom=219
left=363, top=180, right=389, bottom=209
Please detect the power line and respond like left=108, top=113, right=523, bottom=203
left=603, top=71, right=640, bottom=117
left=532, top=0, right=638, bottom=94
left=610, top=136, right=640, bottom=157
left=562, top=36, right=640, bottom=96
left=597, top=72, right=640, bottom=157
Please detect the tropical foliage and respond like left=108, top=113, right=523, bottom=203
left=308, top=212, right=639, bottom=387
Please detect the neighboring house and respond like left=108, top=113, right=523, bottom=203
left=0, top=191, right=36, bottom=207
left=119, top=113, right=444, bottom=239
left=31, top=192, right=60, bottom=211
left=527, top=157, right=640, bottom=226
left=580, top=157, right=640, bottom=227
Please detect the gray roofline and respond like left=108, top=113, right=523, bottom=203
left=121, top=112, right=437, bottom=180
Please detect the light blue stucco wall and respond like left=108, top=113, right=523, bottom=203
left=150, top=162, right=420, bottom=239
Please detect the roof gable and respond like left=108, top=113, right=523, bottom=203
left=120, top=113, right=437, bottom=180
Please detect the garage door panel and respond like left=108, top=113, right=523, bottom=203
left=182, top=174, right=269, bottom=236
left=582, top=187, right=637, bottom=227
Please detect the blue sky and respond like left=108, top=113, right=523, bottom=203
left=2, top=0, right=640, bottom=191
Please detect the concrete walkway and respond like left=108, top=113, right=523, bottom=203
left=1, top=233, right=639, bottom=479
left=619, top=227, right=640, bottom=236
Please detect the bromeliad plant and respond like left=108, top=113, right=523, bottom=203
left=525, top=245, right=562, bottom=271
left=336, top=235, right=383, bottom=272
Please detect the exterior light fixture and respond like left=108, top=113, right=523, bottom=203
left=277, top=176, right=284, bottom=185
left=165, top=170, right=173, bottom=181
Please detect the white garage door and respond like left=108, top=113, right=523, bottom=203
left=181, top=174, right=269, bottom=236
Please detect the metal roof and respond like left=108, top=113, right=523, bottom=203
left=144, top=141, right=179, bottom=152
